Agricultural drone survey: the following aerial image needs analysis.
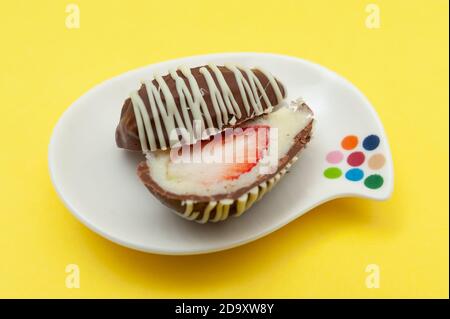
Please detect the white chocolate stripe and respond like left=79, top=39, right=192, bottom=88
left=198, top=201, right=217, bottom=224
left=169, top=69, right=198, bottom=134
left=187, top=212, right=200, bottom=220
left=210, top=202, right=223, bottom=222
left=179, top=66, right=214, bottom=130
left=220, top=201, right=231, bottom=221
left=257, top=67, right=284, bottom=103
left=257, top=182, right=267, bottom=200
left=208, top=63, right=242, bottom=119
left=143, top=80, right=168, bottom=150
left=181, top=200, right=194, bottom=217
left=130, top=92, right=151, bottom=152
left=154, top=74, right=191, bottom=145
left=130, top=64, right=284, bottom=151
left=199, top=67, right=226, bottom=128
left=240, top=187, right=259, bottom=216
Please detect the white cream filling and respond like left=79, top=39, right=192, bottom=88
left=179, top=156, right=298, bottom=223
left=146, top=105, right=312, bottom=197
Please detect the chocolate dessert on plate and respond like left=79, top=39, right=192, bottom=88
left=116, top=63, right=314, bottom=223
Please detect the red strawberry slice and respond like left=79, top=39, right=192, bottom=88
left=167, top=125, right=270, bottom=184
left=219, top=125, right=270, bottom=180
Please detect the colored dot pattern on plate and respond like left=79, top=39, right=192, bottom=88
left=363, top=135, right=380, bottom=151
left=323, top=134, right=385, bottom=189
left=368, top=153, right=386, bottom=169
left=345, top=168, right=364, bottom=181
left=364, top=174, right=384, bottom=189
left=326, top=150, right=344, bottom=164
left=341, top=135, right=358, bottom=150
left=323, top=167, right=342, bottom=179
left=347, top=151, right=365, bottom=166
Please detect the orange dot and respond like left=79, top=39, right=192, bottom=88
left=341, top=135, right=358, bottom=150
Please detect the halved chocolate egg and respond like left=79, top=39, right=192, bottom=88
left=137, top=102, right=314, bottom=223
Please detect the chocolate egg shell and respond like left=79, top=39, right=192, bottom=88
left=116, top=65, right=286, bottom=151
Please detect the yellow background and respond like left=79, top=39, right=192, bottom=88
left=0, top=0, right=448, bottom=298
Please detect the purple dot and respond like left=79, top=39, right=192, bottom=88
left=326, top=150, right=344, bottom=164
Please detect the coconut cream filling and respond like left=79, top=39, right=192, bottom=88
left=179, top=155, right=299, bottom=223
left=146, top=105, right=312, bottom=197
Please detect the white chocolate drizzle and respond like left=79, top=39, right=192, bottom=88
left=130, top=64, right=284, bottom=152
left=178, top=155, right=299, bottom=223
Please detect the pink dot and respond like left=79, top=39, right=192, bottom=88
left=326, top=150, right=344, bottom=164
left=347, top=151, right=365, bottom=167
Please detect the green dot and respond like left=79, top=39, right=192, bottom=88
left=323, top=167, right=342, bottom=179
left=364, top=174, right=384, bottom=189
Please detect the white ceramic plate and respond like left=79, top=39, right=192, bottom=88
left=49, top=53, right=393, bottom=255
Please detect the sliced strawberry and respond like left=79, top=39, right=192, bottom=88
left=167, top=125, right=270, bottom=184
left=219, top=125, right=270, bottom=180
left=219, top=162, right=256, bottom=180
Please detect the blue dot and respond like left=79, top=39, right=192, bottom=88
left=345, top=168, right=364, bottom=181
left=363, top=135, right=380, bottom=151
